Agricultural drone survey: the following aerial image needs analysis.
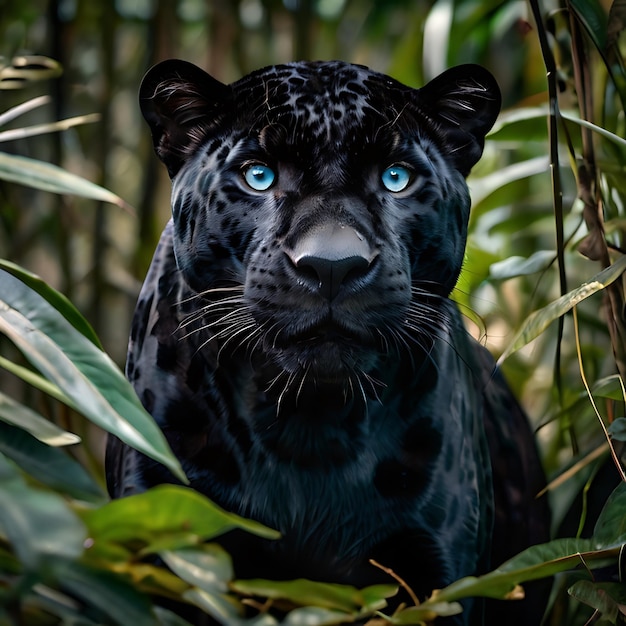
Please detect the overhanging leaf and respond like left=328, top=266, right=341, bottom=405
left=498, top=255, right=626, bottom=363
left=0, top=390, right=79, bottom=446
left=0, top=259, right=102, bottom=347
left=0, top=151, right=132, bottom=211
left=0, top=269, right=186, bottom=483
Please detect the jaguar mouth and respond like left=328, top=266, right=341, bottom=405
left=289, top=320, right=367, bottom=345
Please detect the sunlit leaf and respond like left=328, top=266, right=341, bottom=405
left=497, top=255, right=626, bottom=363
left=230, top=578, right=395, bottom=613
left=0, top=95, right=50, bottom=126
left=0, top=151, right=132, bottom=210
left=81, top=485, right=279, bottom=562
left=0, top=390, right=79, bottom=446
left=0, top=421, right=103, bottom=501
left=0, top=113, right=100, bottom=143
left=0, top=260, right=102, bottom=347
left=162, top=545, right=233, bottom=593
left=0, top=269, right=186, bottom=483
left=489, top=250, right=555, bottom=280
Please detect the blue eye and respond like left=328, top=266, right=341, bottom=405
left=381, top=165, right=412, bottom=192
left=243, top=163, right=276, bottom=191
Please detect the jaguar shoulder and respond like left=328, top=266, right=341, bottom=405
left=106, top=59, right=550, bottom=625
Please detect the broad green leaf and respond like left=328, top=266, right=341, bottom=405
left=0, top=151, right=131, bottom=210
left=162, top=545, right=233, bottom=593
left=469, top=156, right=549, bottom=208
left=0, top=390, right=79, bottom=446
left=569, top=0, right=608, bottom=50
left=0, top=421, right=103, bottom=502
left=0, top=353, right=76, bottom=406
left=0, top=260, right=102, bottom=347
left=592, top=482, right=626, bottom=547
left=229, top=579, right=396, bottom=613
left=608, top=418, right=626, bottom=442
left=568, top=580, right=626, bottom=622
left=497, top=255, right=626, bottom=363
left=592, top=375, right=626, bottom=401
left=0, top=453, right=86, bottom=569
left=81, top=485, right=279, bottom=561
left=423, top=538, right=619, bottom=607
left=489, top=250, right=555, bottom=280
left=0, top=269, right=186, bottom=483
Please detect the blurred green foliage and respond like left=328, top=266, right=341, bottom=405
left=0, top=0, right=626, bottom=623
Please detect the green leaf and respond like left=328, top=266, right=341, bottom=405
left=386, top=601, right=463, bottom=624
left=424, top=538, right=620, bottom=608
left=592, top=482, right=626, bottom=546
left=0, top=151, right=132, bottom=210
left=81, top=485, right=279, bottom=561
left=0, top=259, right=102, bottom=347
left=0, top=269, right=186, bottom=483
left=183, top=588, right=275, bottom=625
left=282, top=606, right=366, bottom=625
left=0, top=453, right=87, bottom=569
left=0, top=421, right=104, bottom=502
left=592, top=375, right=626, bottom=401
left=608, top=418, right=626, bottom=442
left=569, top=0, right=608, bottom=50
left=489, top=250, right=555, bottom=280
left=497, top=255, right=626, bottom=363
left=161, top=545, right=233, bottom=593
left=0, top=390, right=80, bottom=446
left=568, top=580, right=626, bottom=622
left=229, top=578, right=396, bottom=613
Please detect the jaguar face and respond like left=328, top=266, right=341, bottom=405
left=140, top=60, right=500, bottom=389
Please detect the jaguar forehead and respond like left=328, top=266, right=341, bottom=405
left=230, top=60, right=413, bottom=137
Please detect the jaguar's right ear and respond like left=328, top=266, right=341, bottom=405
left=139, top=59, right=232, bottom=177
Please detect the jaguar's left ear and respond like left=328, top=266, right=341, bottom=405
left=139, top=59, right=232, bottom=177
left=417, top=64, right=501, bottom=176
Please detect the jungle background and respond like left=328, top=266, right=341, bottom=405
left=1, top=0, right=626, bottom=624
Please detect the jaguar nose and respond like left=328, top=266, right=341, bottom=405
left=286, top=223, right=377, bottom=301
